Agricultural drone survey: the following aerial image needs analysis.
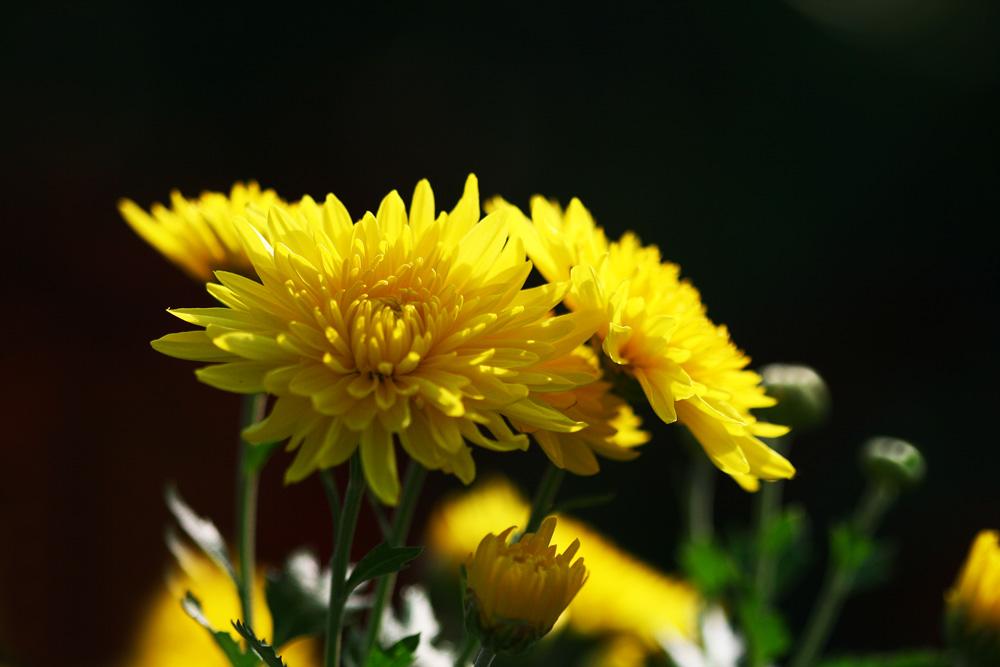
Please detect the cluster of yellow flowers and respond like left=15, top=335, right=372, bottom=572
left=131, top=175, right=792, bottom=504
left=121, top=174, right=790, bottom=664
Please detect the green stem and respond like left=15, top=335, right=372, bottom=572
left=687, top=451, right=715, bottom=544
left=362, top=463, right=427, bottom=660
left=236, top=393, right=267, bottom=631
left=473, top=647, right=497, bottom=667
left=789, top=482, right=897, bottom=667
left=753, top=438, right=788, bottom=608
left=324, top=454, right=366, bottom=667
left=454, top=635, right=479, bottom=666
left=524, top=464, right=565, bottom=535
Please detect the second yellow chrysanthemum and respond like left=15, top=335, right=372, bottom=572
left=153, top=176, right=603, bottom=504
left=494, top=195, right=794, bottom=490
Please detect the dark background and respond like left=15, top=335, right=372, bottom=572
left=2, top=2, right=999, bottom=665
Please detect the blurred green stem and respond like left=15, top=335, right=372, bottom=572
left=362, top=463, right=427, bottom=660
left=753, top=438, right=788, bottom=606
left=789, top=482, right=897, bottom=667
left=524, top=464, right=565, bottom=535
left=454, top=635, right=479, bottom=666
left=236, top=393, right=267, bottom=632
left=687, top=450, right=715, bottom=544
left=473, top=647, right=497, bottom=667
left=325, top=454, right=365, bottom=667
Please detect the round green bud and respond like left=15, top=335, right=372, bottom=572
left=861, top=436, right=926, bottom=488
left=757, top=364, right=831, bottom=431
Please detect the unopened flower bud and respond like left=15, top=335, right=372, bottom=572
left=463, top=517, right=587, bottom=654
left=758, top=364, right=831, bottom=431
left=861, top=436, right=925, bottom=488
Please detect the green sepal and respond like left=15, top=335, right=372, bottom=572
left=364, top=634, right=420, bottom=667
left=345, top=542, right=423, bottom=593
left=232, top=620, right=287, bottom=667
left=265, top=550, right=329, bottom=648
left=166, top=486, right=238, bottom=588
left=180, top=592, right=258, bottom=667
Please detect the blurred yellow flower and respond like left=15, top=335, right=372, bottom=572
left=584, top=635, right=649, bottom=667
left=119, top=181, right=285, bottom=281
left=492, top=195, right=793, bottom=491
left=465, top=516, right=588, bottom=652
left=121, top=556, right=318, bottom=667
left=152, top=176, right=601, bottom=504
left=517, top=346, right=650, bottom=475
left=428, top=478, right=698, bottom=646
left=948, top=530, right=1000, bottom=632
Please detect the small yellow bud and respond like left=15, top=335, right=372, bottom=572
left=463, top=517, right=588, bottom=653
left=946, top=530, right=1000, bottom=664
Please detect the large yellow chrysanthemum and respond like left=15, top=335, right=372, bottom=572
left=492, top=196, right=793, bottom=491
left=119, top=181, right=285, bottom=280
left=121, top=555, right=318, bottom=667
left=948, top=530, right=1000, bottom=632
left=427, top=478, right=699, bottom=646
left=153, top=176, right=602, bottom=504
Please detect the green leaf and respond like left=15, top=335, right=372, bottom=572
left=365, top=634, right=419, bottom=667
left=244, top=441, right=283, bottom=473
left=679, top=541, right=740, bottom=598
left=739, top=597, right=791, bottom=665
left=265, top=550, right=330, bottom=648
left=181, top=592, right=258, bottom=667
left=166, top=486, right=238, bottom=587
left=830, top=523, right=875, bottom=573
left=345, top=542, right=423, bottom=593
left=552, top=492, right=617, bottom=515
left=232, top=620, right=288, bottom=667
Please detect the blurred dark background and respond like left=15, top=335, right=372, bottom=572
left=2, top=1, right=999, bottom=665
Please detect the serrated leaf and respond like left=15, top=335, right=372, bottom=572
left=181, top=592, right=258, bottom=667
left=233, top=620, right=287, bottom=667
left=345, top=543, right=422, bottom=593
left=244, top=441, right=283, bottom=473
left=365, top=633, right=419, bottom=667
left=166, top=486, right=238, bottom=587
left=266, top=550, right=330, bottom=648
left=739, top=597, right=791, bottom=665
left=679, top=541, right=740, bottom=598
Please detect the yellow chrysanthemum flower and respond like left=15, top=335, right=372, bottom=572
left=121, top=555, right=318, bottom=667
left=492, top=196, right=793, bottom=491
left=465, top=516, right=588, bottom=653
left=948, top=530, right=1000, bottom=632
left=516, top=346, right=650, bottom=475
left=119, top=181, right=285, bottom=280
left=153, top=176, right=602, bottom=504
left=428, top=478, right=698, bottom=646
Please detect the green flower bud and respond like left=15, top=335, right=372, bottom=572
left=861, top=436, right=926, bottom=488
left=757, top=364, right=831, bottom=431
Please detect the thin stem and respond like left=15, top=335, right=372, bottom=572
left=789, top=482, right=898, bottom=667
left=320, top=470, right=341, bottom=520
left=454, top=635, right=479, bottom=666
left=687, top=451, right=715, bottom=544
left=361, top=463, right=427, bottom=660
left=753, top=438, right=788, bottom=607
left=473, top=647, right=497, bottom=667
left=524, top=464, right=565, bottom=535
left=236, top=393, right=267, bottom=632
left=324, top=454, right=366, bottom=667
